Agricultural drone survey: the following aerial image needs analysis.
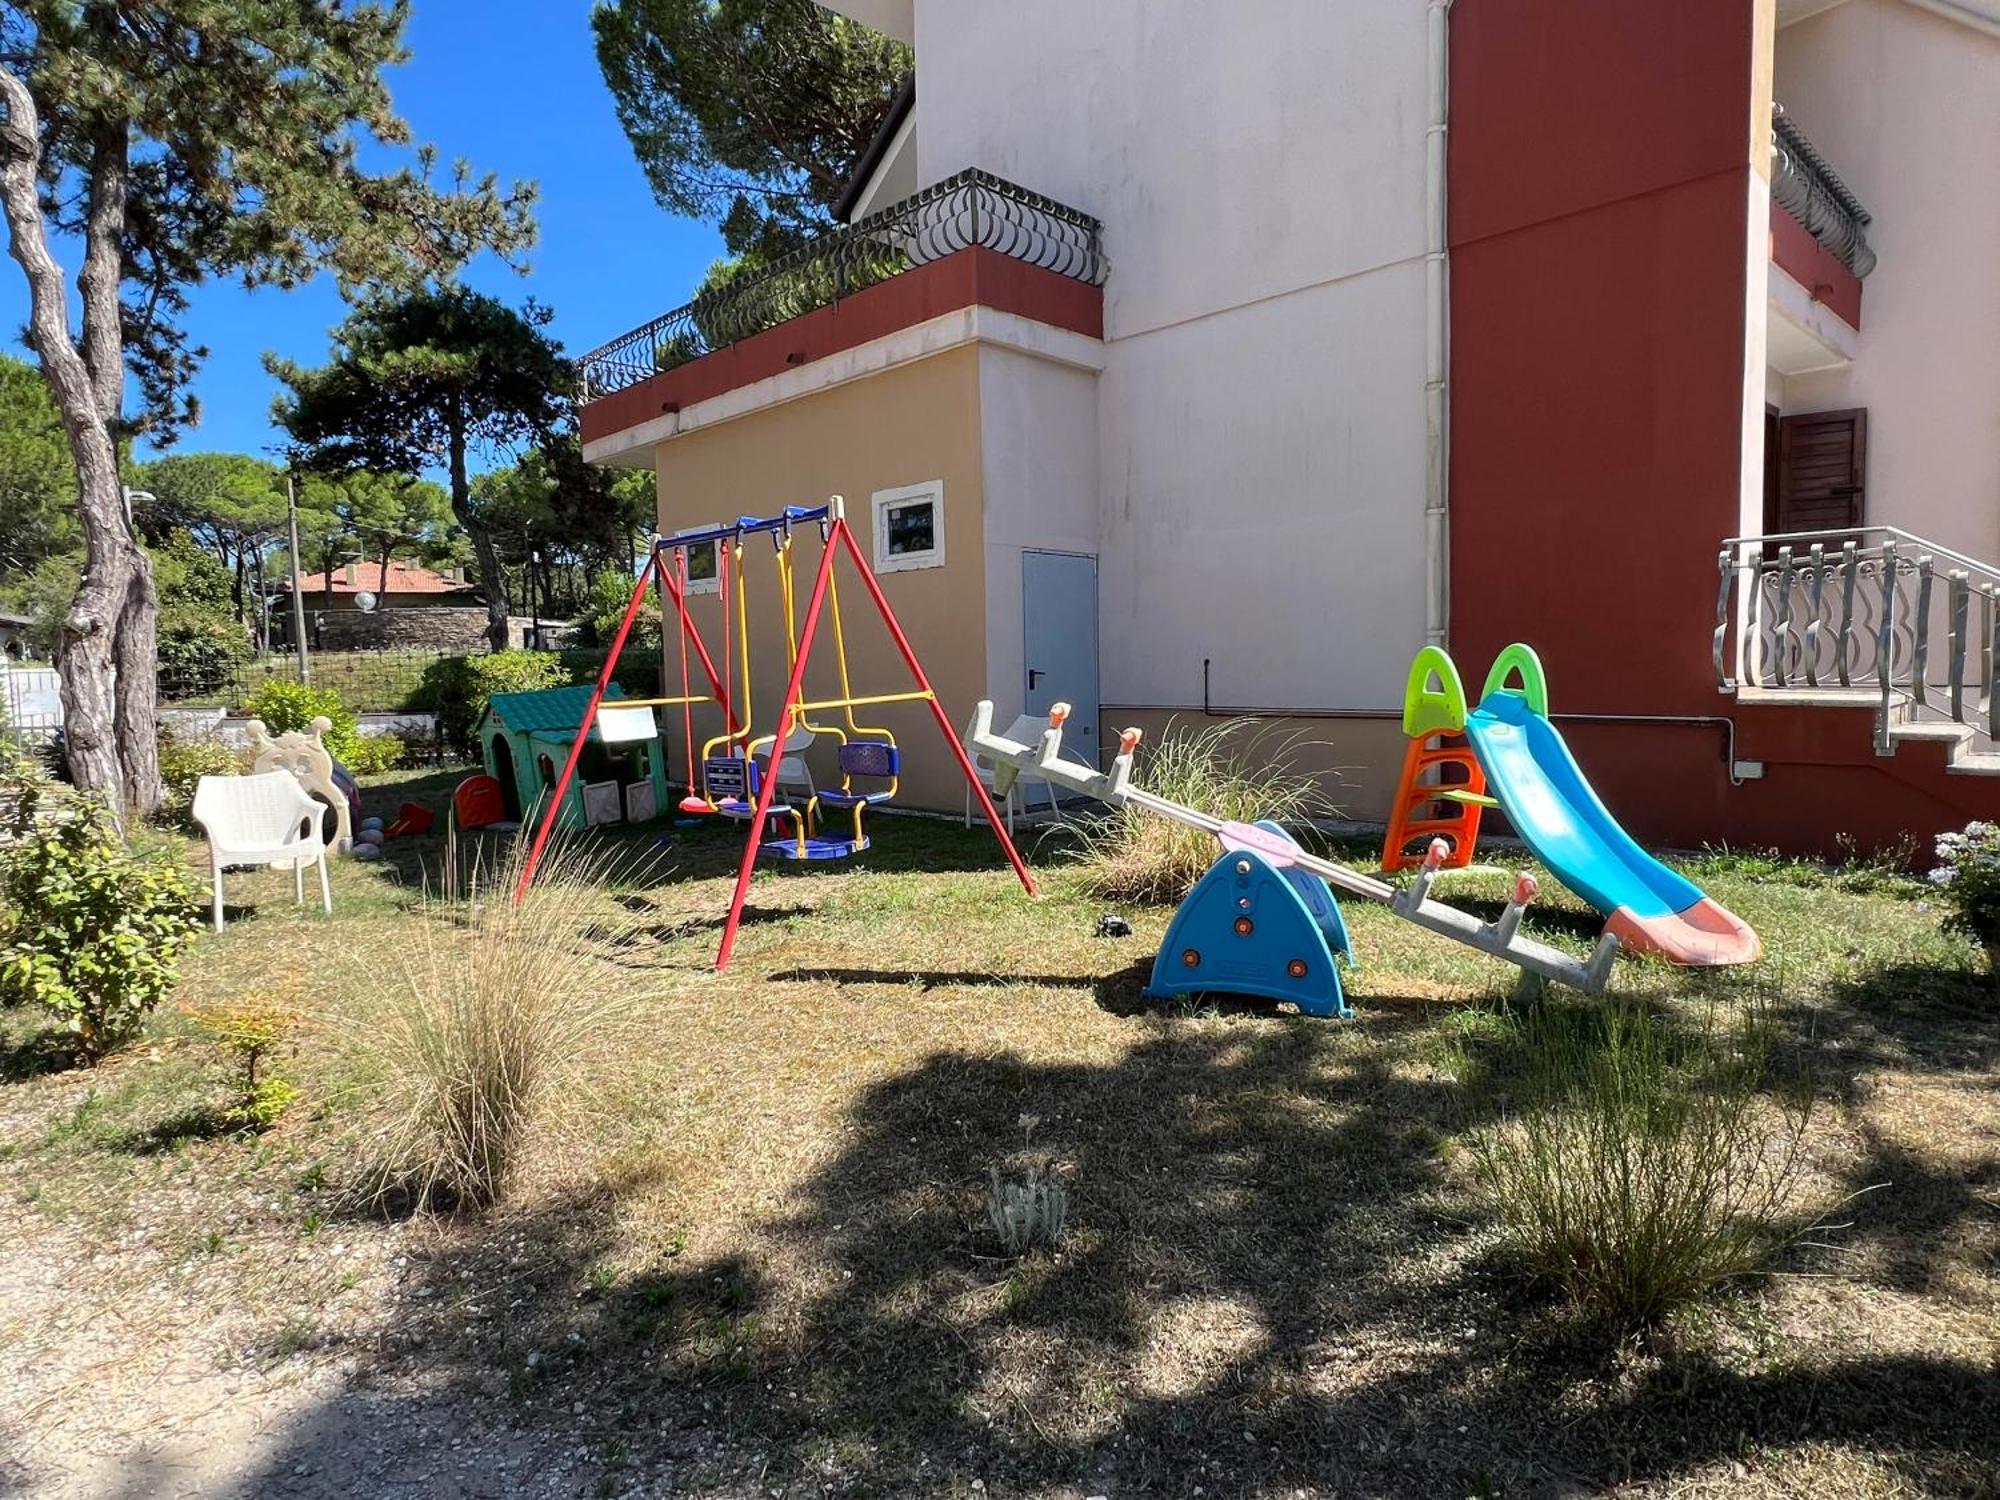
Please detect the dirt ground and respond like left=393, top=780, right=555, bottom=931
left=1, top=779, right=1996, bottom=1499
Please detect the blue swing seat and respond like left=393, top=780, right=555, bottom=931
left=815, top=740, right=899, bottom=808
left=758, top=833, right=871, bottom=861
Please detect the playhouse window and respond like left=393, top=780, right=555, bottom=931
left=872, top=482, right=944, bottom=574
left=674, top=529, right=721, bottom=595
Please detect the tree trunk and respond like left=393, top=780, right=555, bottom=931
left=447, top=412, right=509, bottom=652
left=0, top=72, right=134, bottom=819
left=113, top=550, right=162, bottom=816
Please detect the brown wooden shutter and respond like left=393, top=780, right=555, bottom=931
left=1772, top=408, right=1866, bottom=533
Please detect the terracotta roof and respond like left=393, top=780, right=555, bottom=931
left=286, top=560, right=478, bottom=595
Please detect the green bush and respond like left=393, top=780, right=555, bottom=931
left=1457, top=996, right=1814, bottom=1333
left=157, top=729, right=248, bottom=830
left=413, top=650, right=570, bottom=757
left=241, top=680, right=362, bottom=762
left=0, top=777, right=202, bottom=1061
left=341, top=733, right=405, bottom=777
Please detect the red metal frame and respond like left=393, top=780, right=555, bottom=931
left=515, top=511, right=1039, bottom=972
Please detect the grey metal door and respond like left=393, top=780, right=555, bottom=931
left=1021, top=550, right=1100, bottom=766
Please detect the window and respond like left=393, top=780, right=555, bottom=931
left=871, top=482, right=945, bottom=573
left=670, top=529, right=721, bottom=594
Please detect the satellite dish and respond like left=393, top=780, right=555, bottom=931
left=355, top=590, right=379, bottom=613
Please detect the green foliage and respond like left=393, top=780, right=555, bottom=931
left=1457, top=996, right=1814, bottom=1333
left=154, top=532, right=253, bottom=695
left=341, top=734, right=405, bottom=778
left=413, top=651, right=571, bottom=757
left=473, top=443, right=655, bottom=620
left=5, top=1, right=537, bottom=438
left=1927, top=821, right=2000, bottom=952
left=0, top=354, right=78, bottom=582
left=584, top=564, right=661, bottom=649
left=184, top=991, right=301, bottom=1130
left=241, top=680, right=362, bottom=763
left=593, top=0, right=910, bottom=259
left=0, top=778, right=201, bottom=1061
left=156, top=730, right=247, bottom=831
left=1074, top=720, right=1330, bottom=904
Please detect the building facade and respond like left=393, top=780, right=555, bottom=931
left=582, top=0, right=2000, bottom=853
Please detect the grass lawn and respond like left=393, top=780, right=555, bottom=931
left=1, top=765, right=1996, bottom=1498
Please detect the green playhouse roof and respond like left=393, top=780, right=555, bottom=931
left=480, top=682, right=629, bottom=735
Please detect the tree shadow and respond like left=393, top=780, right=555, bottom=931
left=0, top=1024, right=81, bottom=1083
left=220, top=1019, right=1998, bottom=1498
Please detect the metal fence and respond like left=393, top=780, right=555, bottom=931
left=0, top=663, right=62, bottom=751
left=1716, top=526, right=2000, bottom=753
left=577, top=168, right=1108, bottom=399
left=1771, top=103, right=1876, bottom=278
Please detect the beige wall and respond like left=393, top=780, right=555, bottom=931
left=651, top=343, right=988, bottom=813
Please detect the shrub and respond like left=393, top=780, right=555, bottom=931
left=1928, top=821, right=2000, bottom=973
left=241, top=679, right=363, bottom=762
left=584, top=563, right=661, bottom=649
left=157, top=728, right=248, bottom=830
left=413, top=650, right=569, bottom=758
left=0, top=777, right=202, bottom=1060
left=339, top=733, right=405, bottom=777
left=1073, top=719, right=1328, bottom=903
left=351, top=835, right=646, bottom=1210
left=1458, top=995, right=1813, bottom=1333
left=184, top=989, right=302, bottom=1129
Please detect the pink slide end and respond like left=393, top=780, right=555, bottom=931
left=1605, top=897, right=1762, bottom=967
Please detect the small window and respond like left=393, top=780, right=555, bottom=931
left=872, top=482, right=945, bottom=574
left=671, top=529, right=721, bottom=595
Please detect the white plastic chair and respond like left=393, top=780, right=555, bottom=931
left=755, top=724, right=819, bottom=804
left=191, top=771, right=333, bottom=933
left=964, top=713, right=1066, bottom=834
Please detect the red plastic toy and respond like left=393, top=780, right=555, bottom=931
left=453, top=774, right=507, bottom=830
left=384, top=801, right=435, bottom=838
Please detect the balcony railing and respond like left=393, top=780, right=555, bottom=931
left=1771, top=104, right=1877, bottom=278
left=1716, top=527, right=2000, bottom=752
left=578, top=169, right=1107, bottom=400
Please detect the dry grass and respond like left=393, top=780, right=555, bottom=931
left=1, top=765, right=1996, bottom=1496
left=338, top=832, right=663, bottom=1211
left=1072, top=717, right=1331, bottom=902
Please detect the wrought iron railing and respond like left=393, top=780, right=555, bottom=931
left=1715, top=527, right=2000, bottom=753
left=1771, top=103, right=1877, bottom=278
left=578, top=169, right=1107, bottom=400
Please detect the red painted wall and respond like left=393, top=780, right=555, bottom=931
left=1770, top=201, right=1863, bottom=329
left=581, top=248, right=1103, bottom=447
left=1449, top=0, right=1758, bottom=720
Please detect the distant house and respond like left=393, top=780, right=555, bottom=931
left=283, top=560, right=482, bottom=613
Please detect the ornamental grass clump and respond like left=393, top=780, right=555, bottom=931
left=350, top=834, right=649, bottom=1212
left=1928, top=820, right=2000, bottom=989
left=1072, top=719, right=1328, bottom=903
left=1462, top=995, right=1814, bottom=1333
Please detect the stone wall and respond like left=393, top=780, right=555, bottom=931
left=312, top=608, right=545, bottom=652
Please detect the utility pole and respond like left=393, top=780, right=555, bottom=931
left=286, top=471, right=311, bottom=683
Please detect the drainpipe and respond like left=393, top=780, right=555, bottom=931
left=1424, top=0, right=1452, bottom=649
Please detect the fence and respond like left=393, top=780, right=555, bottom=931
left=0, top=663, right=62, bottom=754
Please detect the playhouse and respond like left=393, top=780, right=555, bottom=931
left=476, top=683, right=669, bottom=832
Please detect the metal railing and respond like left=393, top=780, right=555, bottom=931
left=1715, top=526, right=2000, bottom=753
left=1771, top=103, right=1877, bottom=278
left=578, top=169, right=1107, bottom=400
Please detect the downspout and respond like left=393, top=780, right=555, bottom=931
left=1424, top=0, right=1452, bottom=648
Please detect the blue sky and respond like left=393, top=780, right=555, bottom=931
left=0, top=0, right=726, bottom=468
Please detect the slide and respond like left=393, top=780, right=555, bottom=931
left=1463, top=690, right=1761, bottom=967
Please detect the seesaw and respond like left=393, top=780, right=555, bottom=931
left=965, top=701, right=1621, bottom=1011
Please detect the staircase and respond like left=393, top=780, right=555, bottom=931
left=1716, top=526, right=2000, bottom=774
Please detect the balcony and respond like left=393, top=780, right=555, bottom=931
left=1771, top=104, right=1876, bottom=280
left=577, top=169, right=1107, bottom=405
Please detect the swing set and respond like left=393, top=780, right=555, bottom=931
left=512, top=497, right=1037, bottom=969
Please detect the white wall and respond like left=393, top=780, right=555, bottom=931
left=910, top=0, right=1433, bottom=711
left=1775, top=0, right=2000, bottom=556
left=978, top=345, right=1101, bottom=722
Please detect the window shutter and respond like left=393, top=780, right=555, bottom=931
left=1773, top=408, right=1866, bottom=533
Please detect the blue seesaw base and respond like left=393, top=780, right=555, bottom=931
left=1143, top=821, right=1354, bottom=1018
